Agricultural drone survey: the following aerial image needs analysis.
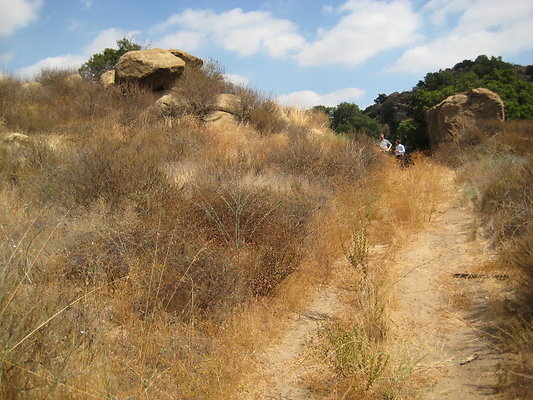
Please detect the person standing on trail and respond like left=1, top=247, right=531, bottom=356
left=379, top=134, right=392, bottom=152
left=394, top=139, right=406, bottom=164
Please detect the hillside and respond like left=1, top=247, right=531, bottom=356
left=1, top=54, right=532, bottom=399
left=365, top=55, right=533, bottom=149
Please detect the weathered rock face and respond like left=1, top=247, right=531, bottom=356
left=100, top=70, right=115, bottom=88
left=65, top=74, right=83, bottom=86
left=1, top=132, right=31, bottom=162
left=426, top=88, right=504, bottom=147
left=210, top=94, right=242, bottom=115
left=154, top=93, right=190, bottom=117
left=203, top=94, right=243, bottom=126
left=167, top=49, right=204, bottom=68
left=115, top=49, right=186, bottom=91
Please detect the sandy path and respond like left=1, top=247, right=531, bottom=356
left=242, top=173, right=504, bottom=399
left=393, top=176, right=503, bottom=399
left=240, top=282, right=342, bottom=399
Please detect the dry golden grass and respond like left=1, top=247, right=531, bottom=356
left=300, top=152, right=449, bottom=400
left=1, top=68, right=398, bottom=399
left=454, top=120, right=533, bottom=399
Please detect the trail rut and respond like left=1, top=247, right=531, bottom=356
left=242, top=173, right=505, bottom=399
left=393, top=174, right=504, bottom=399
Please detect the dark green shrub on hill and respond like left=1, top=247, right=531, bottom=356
left=313, top=102, right=382, bottom=138
left=78, top=37, right=142, bottom=80
left=406, top=55, right=533, bottom=149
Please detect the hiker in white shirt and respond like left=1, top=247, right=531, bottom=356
left=394, top=139, right=406, bottom=164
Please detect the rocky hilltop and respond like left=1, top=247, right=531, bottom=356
left=364, top=55, right=532, bottom=149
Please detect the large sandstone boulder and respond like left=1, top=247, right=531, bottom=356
left=167, top=49, right=204, bottom=68
left=203, top=111, right=237, bottom=126
left=154, top=93, right=190, bottom=117
left=1, top=132, right=31, bottom=162
left=426, top=88, right=504, bottom=147
left=100, top=70, right=115, bottom=88
left=115, top=49, right=186, bottom=91
left=209, top=94, right=243, bottom=115
left=203, top=94, right=244, bottom=126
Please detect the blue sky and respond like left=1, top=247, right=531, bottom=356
left=1, top=0, right=532, bottom=108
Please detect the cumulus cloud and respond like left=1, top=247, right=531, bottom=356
left=17, top=54, right=87, bottom=78
left=390, top=0, right=533, bottom=73
left=295, top=0, right=422, bottom=66
left=155, top=8, right=305, bottom=58
left=83, top=28, right=140, bottom=55
left=277, top=87, right=365, bottom=109
left=16, top=28, right=138, bottom=78
left=223, top=73, right=250, bottom=87
left=0, top=51, right=15, bottom=67
left=156, top=31, right=206, bottom=52
left=0, top=0, right=42, bottom=37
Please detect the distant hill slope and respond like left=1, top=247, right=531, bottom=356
left=365, top=55, right=533, bottom=149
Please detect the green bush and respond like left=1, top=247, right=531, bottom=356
left=78, top=37, right=142, bottom=81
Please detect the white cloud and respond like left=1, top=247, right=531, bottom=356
left=155, top=8, right=305, bottom=58
left=156, top=31, right=206, bottom=51
left=223, top=73, right=250, bottom=87
left=0, top=0, right=42, bottom=37
left=295, top=0, right=422, bottom=66
left=17, top=54, right=87, bottom=78
left=81, top=0, right=93, bottom=9
left=83, top=28, right=140, bottom=55
left=0, top=51, right=15, bottom=67
left=390, top=0, right=533, bottom=73
left=277, top=87, right=365, bottom=108
left=16, top=28, right=139, bottom=78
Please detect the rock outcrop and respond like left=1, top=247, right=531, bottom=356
left=1, top=132, right=31, bottom=162
left=154, top=93, right=190, bottom=117
left=100, top=70, right=115, bottom=88
left=426, top=88, right=504, bottom=147
left=203, top=94, right=243, bottom=126
left=115, top=49, right=186, bottom=91
left=167, top=49, right=204, bottom=68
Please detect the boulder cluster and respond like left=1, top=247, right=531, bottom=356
left=100, top=48, right=204, bottom=91
left=98, top=48, right=246, bottom=125
left=426, top=88, right=505, bottom=147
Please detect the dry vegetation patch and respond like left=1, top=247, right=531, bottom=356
left=1, top=67, right=400, bottom=399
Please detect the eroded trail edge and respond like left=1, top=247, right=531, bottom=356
left=241, top=172, right=506, bottom=400
left=392, top=175, right=504, bottom=399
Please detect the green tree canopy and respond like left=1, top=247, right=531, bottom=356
left=314, top=102, right=382, bottom=138
left=78, top=37, right=142, bottom=81
left=403, top=55, right=533, bottom=149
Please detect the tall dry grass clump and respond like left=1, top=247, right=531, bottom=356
left=1, top=65, right=415, bottom=399
left=302, top=153, right=448, bottom=399
left=455, top=120, right=533, bottom=398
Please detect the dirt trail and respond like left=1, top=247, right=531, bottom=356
left=240, top=281, right=343, bottom=399
left=243, top=172, right=503, bottom=399
left=393, top=172, right=503, bottom=399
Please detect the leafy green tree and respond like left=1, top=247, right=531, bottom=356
left=374, top=93, right=388, bottom=104
left=331, top=102, right=382, bottom=137
left=78, top=37, right=142, bottom=80
left=403, top=55, right=533, bottom=149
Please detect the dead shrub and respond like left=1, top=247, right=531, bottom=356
left=45, top=133, right=170, bottom=210
left=172, top=61, right=229, bottom=117
left=249, top=100, right=289, bottom=134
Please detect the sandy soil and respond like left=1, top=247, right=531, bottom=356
left=392, top=176, right=505, bottom=399
left=241, top=173, right=505, bottom=399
